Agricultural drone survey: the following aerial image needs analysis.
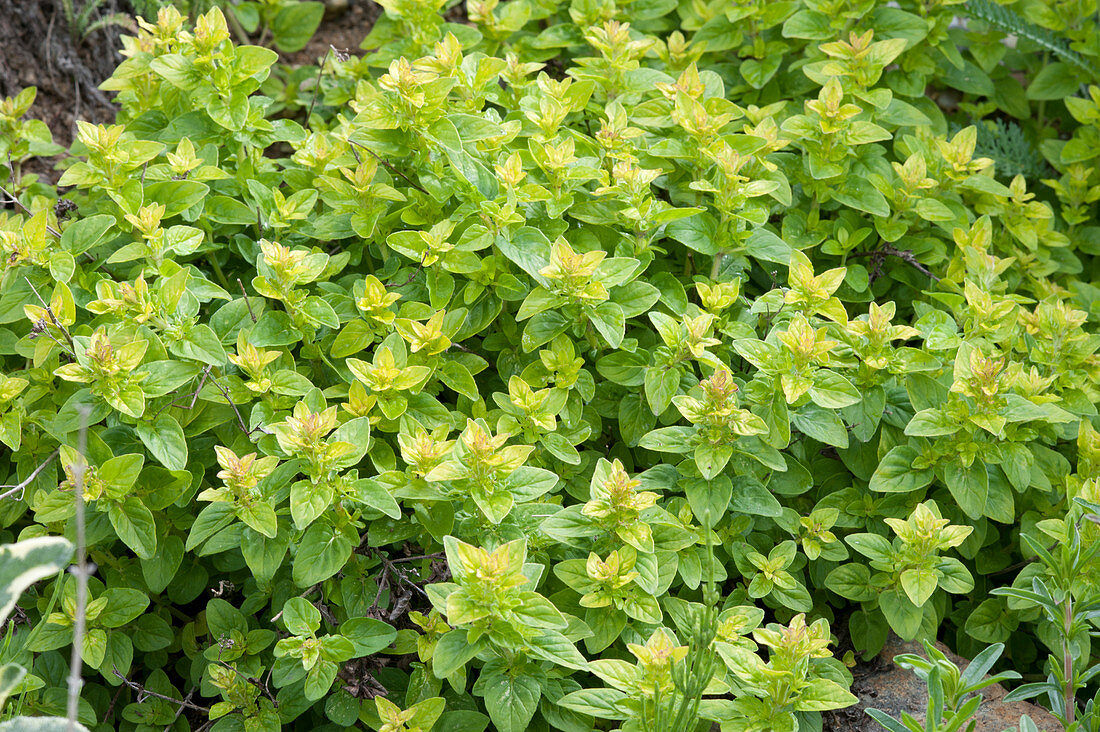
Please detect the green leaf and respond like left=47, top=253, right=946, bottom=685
left=964, top=599, right=1015, bottom=644
left=434, top=711, right=490, bottom=732
left=250, top=310, right=303, bottom=347
left=0, top=537, right=72, bottom=626
left=241, top=530, right=290, bottom=585
left=879, top=589, right=923, bottom=640
left=730, top=476, right=783, bottom=517
left=141, top=361, right=201, bottom=398
left=0, top=664, right=27, bottom=710
left=135, top=415, right=188, bottom=471
left=522, top=311, right=570, bottom=352
left=206, top=598, right=247, bottom=637
left=480, top=667, right=541, bottom=732
left=108, top=497, right=158, bottom=559
left=61, top=214, right=114, bottom=255
left=234, top=45, right=278, bottom=78
left=340, top=618, right=397, bottom=655
left=349, top=478, right=400, bottom=519
left=187, top=502, right=235, bottom=551
left=206, top=195, right=257, bottom=224
left=684, top=476, right=732, bottom=524
left=301, top=296, right=340, bottom=329
left=292, top=523, right=353, bottom=586
left=825, top=564, right=876, bottom=602
left=869, top=446, right=932, bottom=493
left=497, top=228, right=552, bottom=286
left=282, top=596, right=321, bottom=636
left=432, top=630, right=477, bottom=678
left=745, top=228, right=795, bottom=264
left=507, top=467, right=558, bottom=501
left=290, top=479, right=333, bottom=530
left=638, top=426, right=694, bottom=453
left=905, top=408, right=957, bottom=437
left=845, top=534, right=893, bottom=563
left=558, top=688, right=630, bottom=719
left=597, top=351, right=647, bottom=386
left=783, top=9, right=831, bottom=39
left=437, top=360, right=477, bottom=402
left=644, top=366, right=680, bottom=414
left=325, top=689, right=360, bottom=726
left=513, top=592, right=567, bottom=629
left=0, top=718, right=90, bottom=732
left=527, top=630, right=588, bottom=670
left=238, top=500, right=278, bottom=538
left=590, top=302, right=625, bottom=348
left=790, top=404, right=848, bottom=448
left=794, top=678, right=859, bottom=711
left=899, top=567, right=937, bottom=606
left=99, top=588, right=150, bottom=628
left=1026, top=62, right=1080, bottom=100
left=330, top=417, right=371, bottom=465
left=667, top=213, right=717, bottom=254
left=150, top=54, right=197, bottom=88
left=82, top=628, right=107, bottom=669
left=145, top=180, right=209, bottom=217
left=304, top=659, right=339, bottom=700
left=945, top=461, right=988, bottom=520
left=693, top=441, right=733, bottom=479
left=808, top=370, right=861, bottom=408
left=174, top=324, right=227, bottom=366
left=832, top=177, right=889, bottom=217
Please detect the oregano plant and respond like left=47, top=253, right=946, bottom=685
left=1, top=0, right=1100, bottom=730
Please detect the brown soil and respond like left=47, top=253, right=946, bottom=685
left=0, top=0, right=128, bottom=147
left=282, top=0, right=382, bottom=66
left=823, top=635, right=1062, bottom=732
left=2, top=0, right=384, bottom=184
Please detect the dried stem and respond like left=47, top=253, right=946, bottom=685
left=306, top=47, right=334, bottom=125
left=389, top=552, right=444, bottom=564
left=209, top=371, right=271, bottom=435
left=111, top=670, right=211, bottom=713
left=237, top=278, right=257, bottom=322
left=852, top=244, right=940, bottom=282
left=385, top=263, right=423, bottom=289
left=151, top=365, right=213, bottom=422
left=347, top=139, right=427, bottom=194
left=25, top=277, right=76, bottom=350
left=0, top=185, right=62, bottom=238
left=66, top=406, right=91, bottom=732
left=2, top=154, right=62, bottom=238
left=213, top=659, right=278, bottom=707
left=0, top=448, right=59, bottom=501
left=162, top=688, right=197, bottom=732
left=271, top=584, right=321, bottom=622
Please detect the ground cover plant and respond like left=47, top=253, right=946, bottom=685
left=2, top=0, right=1100, bottom=730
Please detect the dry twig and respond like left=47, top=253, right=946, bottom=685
left=111, top=670, right=211, bottom=714
left=66, top=407, right=90, bottom=732
left=0, top=449, right=59, bottom=501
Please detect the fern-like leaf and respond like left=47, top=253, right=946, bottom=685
left=972, top=118, right=1050, bottom=180
left=964, top=0, right=1100, bottom=80
left=82, top=12, right=138, bottom=40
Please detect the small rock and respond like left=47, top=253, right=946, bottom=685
left=823, top=634, right=1061, bottom=732
left=324, top=0, right=350, bottom=19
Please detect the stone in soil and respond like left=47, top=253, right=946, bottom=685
left=824, top=635, right=1061, bottom=732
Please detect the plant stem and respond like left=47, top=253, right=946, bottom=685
left=207, top=251, right=231, bottom=291
left=710, top=252, right=725, bottom=280
left=66, top=406, right=91, bottom=732
left=224, top=4, right=252, bottom=46
left=0, top=449, right=60, bottom=501
left=1063, top=595, right=1074, bottom=725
